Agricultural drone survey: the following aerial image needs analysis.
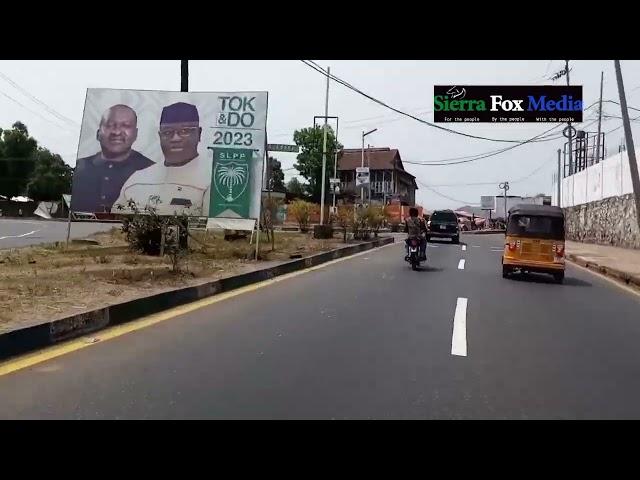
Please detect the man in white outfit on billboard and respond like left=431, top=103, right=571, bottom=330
left=113, top=102, right=211, bottom=216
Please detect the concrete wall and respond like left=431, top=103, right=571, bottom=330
left=553, top=150, right=640, bottom=249
left=564, top=193, right=640, bottom=249
left=556, top=151, right=634, bottom=208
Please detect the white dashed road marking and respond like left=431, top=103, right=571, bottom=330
left=462, top=245, right=467, bottom=251
left=451, top=297, right=468, bottom=357
left=458, top=259, right=465, bottom=270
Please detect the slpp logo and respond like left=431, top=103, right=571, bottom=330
left=433, top=85, right=583, bottom=123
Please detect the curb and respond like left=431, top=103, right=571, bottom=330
left=0, top=236, right=394, bottom=362
left=565, top=253, right=640, bottom=290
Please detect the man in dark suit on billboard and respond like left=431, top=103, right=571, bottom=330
left=71, top=104, right=153, bottom=213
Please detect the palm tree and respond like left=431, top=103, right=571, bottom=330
left=217, top=164, right=247, bottom=201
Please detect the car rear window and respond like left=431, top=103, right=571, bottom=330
left=431, top=211, right=458, bottom=222
left=507, top=215, right=565, bottom=240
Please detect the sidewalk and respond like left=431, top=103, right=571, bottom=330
left=566, top=240, right=640, bottom=287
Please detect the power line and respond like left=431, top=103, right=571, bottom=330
left=402, top=116, right=600, bottom=167
left=512, top=157, right=556, bottom=182
left=342, top=111, right=432, bottom=130
left=0, top=88, right=73, bottom=133
left=341, top=107, right=432, bottom=125
left=604, top=113, right=640, bottom=135
left=0, top=71, right=80, bottom=128
left=418, top=156, right=556, bottom=188
left=416, top=179, right=478, bottom=205
left=602, top=99, right=640, bottom=113
left=401, top=123, right=562, bottom=167
left=304, top=59, right=552, bottom=144
left=302, top=60, right=565, bottom=144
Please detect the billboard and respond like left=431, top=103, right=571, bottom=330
left=70, top=88, right=268, bottom=220
left=355, top=167, right=370, bottom=187
left=480, top=195, right=496, bottom=210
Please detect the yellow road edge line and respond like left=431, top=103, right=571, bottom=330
left=0, top=240, right=396, bottom=377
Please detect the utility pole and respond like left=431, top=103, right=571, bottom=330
left=566, top=60, right=573, bottom=175
left=320, top=66, right=330, bottom=225
left=557, top=149, right=562, bottom=207
left=181, top=60, right=188, bottom=92
left=367, top=143, right=371, bottom=204
left=361, top=132, right=365, bottom=204
left=614, top=60, right=640, bottom=231
left=499, top=181, right=510, bottom=225
left=332, top=120, right=340, bottom=210
left=361, top=128, right=377, bottom=204
left=595, top=71, right=604, bottom=164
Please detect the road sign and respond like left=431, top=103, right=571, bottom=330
left=563, top=125, right=576, bottom=139
left=480, top=195, right=496, bottom=210
left=329, top=178, right=340, bottom=194
left=267, top=144, right=299, bottom=153
left=355, top=167, right=370, bottom=187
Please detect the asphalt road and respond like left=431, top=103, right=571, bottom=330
left=1, top=233, right=640, bottom=419
left=0, top=219, right=117, bottom=249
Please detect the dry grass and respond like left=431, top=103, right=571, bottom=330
left=0, top=227, right=350, bottom=333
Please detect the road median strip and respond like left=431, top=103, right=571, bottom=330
left=0, top=236, right=394, bottom=362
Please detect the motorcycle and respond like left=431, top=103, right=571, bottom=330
left=405, top=237, right=422, bottom=271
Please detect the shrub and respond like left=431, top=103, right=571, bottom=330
left=117, top=199, right=188, bottom=272
left=288, top=200, right=313, bottom=232
left=365, top=205, right=389, bottom=237
left=335, top=207, right=353, bottom=242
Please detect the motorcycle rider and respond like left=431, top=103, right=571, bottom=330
left=405, top=207, right=427, bottom=261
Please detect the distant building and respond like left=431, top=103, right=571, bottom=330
left=336, top=147, right=418, bottom=206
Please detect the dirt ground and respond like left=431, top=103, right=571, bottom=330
left=0, top=227, right=350, bottom=333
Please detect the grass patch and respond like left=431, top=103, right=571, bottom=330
left=0, top=226, right=354, bottom=331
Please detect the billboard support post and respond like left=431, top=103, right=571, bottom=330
left=181, top=60, right=188, bottom=92
left=65, top=207, right=71, bottom=248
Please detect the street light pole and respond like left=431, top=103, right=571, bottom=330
left=361, top=128, right=377, bottom=204
left=367, top=143, right=371, bottom=204
left=333, top=120, right=340, bottom=210
left=320, top=66, right=330, bottom=226
left=499, top=181, right=510, bottom=226
left=557, top=149, right=562, bottom=207
left=361, top=132, right=365, bottom=203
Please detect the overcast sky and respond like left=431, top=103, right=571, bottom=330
left=1, top=60, right=639, bottom=210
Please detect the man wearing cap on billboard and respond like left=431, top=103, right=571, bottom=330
left=114, top=102, right=212, bottom=216
left=72, top=104, right=154, bottom=213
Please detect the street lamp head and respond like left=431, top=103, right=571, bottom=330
left=363, top=128, right=378, bottom=137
